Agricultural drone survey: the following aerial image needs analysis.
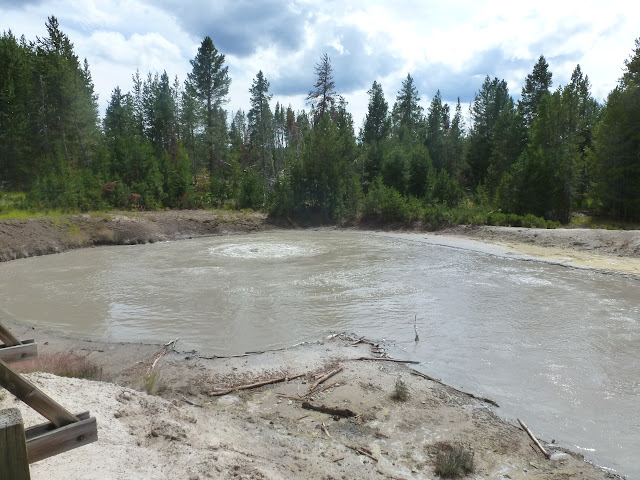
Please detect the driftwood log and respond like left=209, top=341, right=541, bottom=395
left=410, top=369, right=500, bottom=407
left=306, top=367, right=343, bottom=396
left=350, top=357, right=420, bottom=364
left=209, top=373, right=304, bottom=397
left=518, top=418, right=550, bottom=459
left=301, top=402, right=356, bottom=418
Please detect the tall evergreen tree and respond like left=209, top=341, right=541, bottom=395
left=466, top=76, right=513, bottom=186
left=592, top=39, right=640, bottom=220
left=426, top=90, right=449, bottom=171
left=519, top=55, right=553, bottom=127
left=361, top=81, right=391, bottom=186
left=444, top=98, right=465, bottom=177
left=307, top=53, right=337, bottom=125
left=391, top=74, right=424, bottom=140
left=247, top=70, right=274, bottom=175
left=186, top=36, right=231, bottom=172
left=362, top=81, right=390, bottom=145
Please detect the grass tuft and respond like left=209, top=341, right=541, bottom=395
left=433, top=443, right=474, bottom=478
left=141, top=370, right=166, bottom=395
left=391, top=377, right=409, bottom=402
left=14, top=352, right=102, bottom=380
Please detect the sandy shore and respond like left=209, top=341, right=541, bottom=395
left=0, top=325, right=620, bottom=480
left=1, top=212, right=637, bottom=478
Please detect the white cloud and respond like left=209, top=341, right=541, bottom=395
left=2, top=0, right=639, bottom=124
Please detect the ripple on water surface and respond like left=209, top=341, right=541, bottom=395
left=208, top=242, right=320, bottom=259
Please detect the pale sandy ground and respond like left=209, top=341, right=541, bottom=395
left=434, top=226, right=640, bottom=277
left=0, top=336, right=621, bottom=480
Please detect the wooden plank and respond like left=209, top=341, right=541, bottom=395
left=0, top=408, right=31, bottom=479
left=0, top=340, right=38, bottom=364
left=26, top=416, right=97, bottom=463
left=25, top=412, right=90, bottom=440
left=0, top=322, right=21, bottom=347
left=0, top=359, right=78, bottom=427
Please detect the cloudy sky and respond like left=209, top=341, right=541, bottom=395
left=1, top=0, right=638, bottom=128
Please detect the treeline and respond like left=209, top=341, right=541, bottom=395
left=1, top=17, right=639, bottom=224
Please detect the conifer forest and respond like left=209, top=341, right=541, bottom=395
left=1, top=17, right=639, bottom=225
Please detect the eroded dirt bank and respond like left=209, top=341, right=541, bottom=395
left=0, top=210, right=277, bottom=262
left=0, top=322, right=621, bottom=480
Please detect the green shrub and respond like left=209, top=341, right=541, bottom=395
left=361, top=177, right=409, bottom=222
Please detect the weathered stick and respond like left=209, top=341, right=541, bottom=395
left=148, top=338, right=178, bottom=373
left=301, top=402, right=356, bottom=418
left=181, top=396, right=203, bottom=408
left=518, top=418, right=550, bottom=459
left=308, top=366, right=343, bottom=394
left=346, top=444, right=378, bottom=462
left=307, top=381, right=340, bottom=397
left=410, top=369, right=499, bottom=407
left=209, top=373, right=305, bottom=397
left=320, top=422, right=334, bottom=439
left=351, top=357, right=420, bottom=364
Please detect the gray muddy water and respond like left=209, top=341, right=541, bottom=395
left=0, top=230, right=638, bottom=477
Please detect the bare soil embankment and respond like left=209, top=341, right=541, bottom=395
left=0, top=209, right=276, bottom=262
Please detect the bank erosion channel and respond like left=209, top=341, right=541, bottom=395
left=1, top=230, right=637, bottom=477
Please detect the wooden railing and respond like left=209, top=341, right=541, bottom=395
left=0, top=321, right=98, bottom=479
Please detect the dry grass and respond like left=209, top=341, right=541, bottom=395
left=391, top=377, right=410, bottom=402
left=431, top=442, right=474, bottom=478
left=14, top=352, right=102, bottom=380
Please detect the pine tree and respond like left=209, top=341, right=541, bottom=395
left=519, top=55, right=553, bottom=127
left=186, top=36, right=231, bottom=172
left=248, top=70, right=274, bottom=175
left=466, top=76, right=512, bottom=186
left=362, top=81, right=390, bottom=145
left=592, top=39, right=640, bottom=220
left=444, top=98, right=465, bottom=177
left=307, top=53, right=338, bottom=125
left=426, top=90, right=449, bottom=170
left=391, top=74, right=424, bottom=140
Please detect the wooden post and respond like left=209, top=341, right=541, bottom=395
left=0, top=359, right=78, bottom=427
left=0, top=408, right=31, bottom=480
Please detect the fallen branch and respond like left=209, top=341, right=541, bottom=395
left=332, top=456, right=344, bottom=463
left=350, top=357, right=420, bottom=364
left=307, top=381, right=340, bottom=397
left=209, top=373, right=304, bottom=397
left=148, top=338, right=179, bottom=373
left=518, top=418, right=550, bottom=459
left=410, top=369, right=500, bottom=407
left=301, top=402, right=356, bottom=418
left=346, top=444, right=378, bottom=462
left=307, top=366, right=343, bottom=395
left=276, top=394, right=306, bottom=402
left=320, top=422, right=334, bottom=439
left=181, top=395, right=203, bottom=408
left=198, top=353, right=250, bottom=359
